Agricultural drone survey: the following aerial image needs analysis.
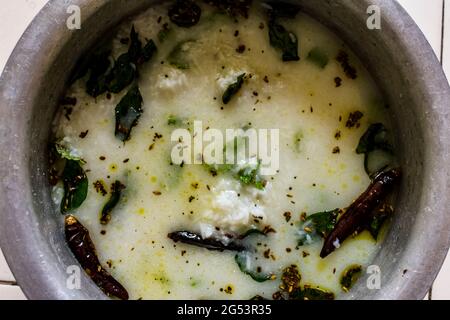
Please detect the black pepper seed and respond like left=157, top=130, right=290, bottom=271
left=61, top=96, right=77, bottom=106
left=335, top=130, right=341, bottom=140
left=346, top=111, right=364, bottom=128
left=336, top=50, right=358, bottom=79
left=79, top=130, right=89, bottom=139
left=236, top=44, right=246, bottom=53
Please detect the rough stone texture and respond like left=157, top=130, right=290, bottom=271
left=0, top=0, right=449, bottom=299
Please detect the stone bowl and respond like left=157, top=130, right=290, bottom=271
left=1, top=0, right=449, bottom=299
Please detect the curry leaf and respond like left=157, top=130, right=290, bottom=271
left=205, top=0, right=252, bottom=18
left=139, top=39, right=157, bottom=64
left=168, top=115, right=181, bottom=126
left=240, top=228, right=266, bottom=239
left=158, top=26, right=172, bottom=43
left=130, top=26, right=158, bottom=65
left=100, top=181, right=126, bottom=225
left=368, top=214, right=388, bottom=240
left=71, top=35, right=112, bottom=91
left=250, top=295, right=267, bottom=300
left=309, top=210, right=340, bottom=236
left=108, top=26, right=157, bottom=94
left=127, top=25, right=158, bottom=65
left=61, top=160, right=89, bottom=214
left=204, top=162, right=234, bottom=176
left=290, top=287, right=335, bottom=300
left=107, top=53, right=136, bottom=94
left=168, top=230, right=245, bottom=251
left=237, top=160, right=266, bottom=190
left=128, top=26, right=142, bottom=63
left=115, top=85, right=143, bottom=141
left=168, top=40, right=195, bottom=70
left=55, top=143, right=85, bottom=164
left=307, top=47, right=329, bottom=68
left=357, top=123, right=394, bottom=177
left=298, top=209, right=339, bottom=246
left=268, top=21, right=299, bottom=62
left=340, top=265, right=362, bottom=292
left=204, top=136, right=266, bottom=190
left=83, top=26, right=157, bottom=96
left=264, top=1, right=301, bottom=19
left=167, top=114, right=190, bottom=127
left=168, top=0, right=202, bottom=28
left=222, top=73, right=246, bottom=104
left=356, top=123, right=392, bottom=154
left=85, top=51, right=112, bottom=97
left=367, top=205, right=392, bottom=240
left=235, top=251, right=274, bottom=282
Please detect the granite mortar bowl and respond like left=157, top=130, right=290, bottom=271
left=1, top=0, right=450, bottom=299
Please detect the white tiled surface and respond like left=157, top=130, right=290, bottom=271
left=0, top=284, right=26, bottom=300
left=398, top=0, right=444, bottom=57
left=0, top=249, right=15, bottom=283
left=0, top=0, right=449, bottom=299
left=0, top=0, right=48, bottom=71
left=444, top=0, right=450, bottom=77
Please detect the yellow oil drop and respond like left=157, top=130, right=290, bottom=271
left=354, top=230, right=376, bottom=243
left=316, top=259, right=327, bottom=272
